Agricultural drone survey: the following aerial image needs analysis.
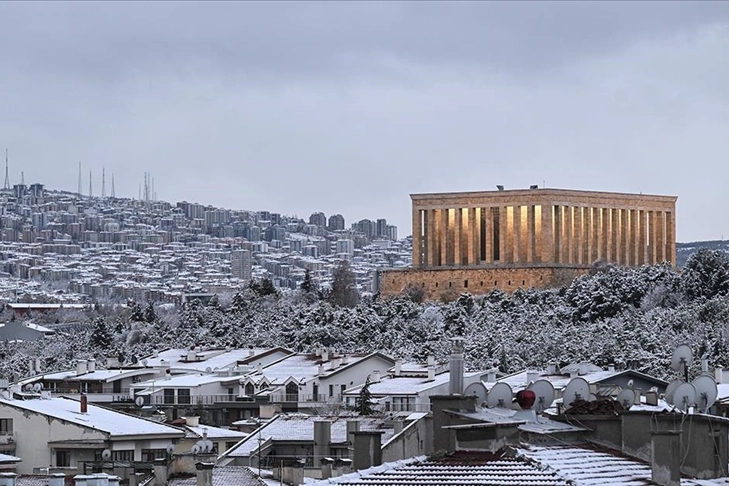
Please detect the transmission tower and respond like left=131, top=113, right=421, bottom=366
left=111, top=173, right=116, bottom=198
left=20, top=171, right=24, bottom=186
left=102, top=167, right=106, bottom=198
left=77, top=161, right=82, bottom=196
left=4, top=149, right=9, bottom=191
left=89, top=169, right=93, bottom=198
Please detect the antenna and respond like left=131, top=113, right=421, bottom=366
left=111, top=173, right=116, bottom=198
left=527, top=379, right=555, bottom=412
left=3, top=149, right=9, bottom=191
left=78, top=161, right=82, bottom=196
left=616, top=389, right=635, bottom=409
left=20, top=171, right=24, bottom=186
left=89, top=169, right=93, bottom=198
left=486, top=382, right=513, bottom=409
left=562, top=377, right=590, bottom=408
left=671, top=345, right=693, bottom=382
left=463, top=382, right=488, bottom=405
left=670, top=382, right=696, bottom=412
left=691, top=375, right=718, bottom=413
left=102, top=167, right=106, bottom=198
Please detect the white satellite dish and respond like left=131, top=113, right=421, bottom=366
left=135, top=396, right=145, bottom=407
left=32, top=383, right=42, bottom=392
left=562, top=377, right=590, bottom=408
left=205, top=367, right=213, bottom=374
left=142, top=359, right=148, bottom=367
left=166, top=444, right=175, bottom=455
left=691, top=375, right=718, bottom=412
left=203, top=440, right=214, bottom=453
left=670, top=382, right=697, bottom=412
left=671, top=345, right=693, bottom=372
left=486, top=382, right=513, bottom=409
left=191, top=444, right=201, bottom=455
left=617, top=389, right=636, bottom=409
left=527, top=379, right=555, bottom=412
left=463, top=382, right=488, bottom=404
left=101, top=449, right=111, bottom=460
left=664, top=379, right=683, bottom=403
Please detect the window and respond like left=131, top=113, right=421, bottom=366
left=285, top=382, right=299, bottom=402
left=245, top=383, right=255, bottom=396
left=80, top=382, right=89, bottom=393
left=178, top=389, right=191, bottom=405
left=464, top=280, right=468, bottom=288
left=0, top=419, right=12, bottom=434
left=56, top=450, right=71, bottom=467
left=340, top=384, right=346, bottom=396
left=312, top=383, right=319, bottom=401
left=141, top=449, right=166, bottom=461
left=112, top=450, right=134, bottom=462
left=112, top=380, right=122, bottom=394
left=392, top=397, right=414, bottom=412
left=329, top=384, right=334, bottom=398
left=163, top=388, right=175, bottom=404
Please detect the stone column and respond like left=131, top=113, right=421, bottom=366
left=583, top=206, right=592, bottom=264
left=454, top=208, right=462, bottom=266
left=620, top=209, right=629, bottom=266
left=513, top=205, right=522, bottom=263
left=573, top=206, right=583, bottom=265
left=438, top=208, right=447, bottom=266
left=412, top=208, right=422, bottom=267
left=601, top=208, right=610, bottom=262
left=527, top=205, right=536, bottom=263
left=500, top=206, right=509, bottom=263
left=628, top=209, right=638, bottom=266
left=466, top=207, right=475, bottom=265
left=638, top=209, right=648, bottom=265
left=472, top=207, right=481, bottom=264
left=553, top=205, right=562, bottom=263
left=590, top=207, right=599, bottom=263
left=541, top=204, right=554, bottom=263
left=484, top=208, right=493, bottom=263
left=562, top=206, right=573, bottom=265
left=426, top=209, right=436, bottom=266
left=609, top=208, right=619, bottom=263
left=649, top=210, right=658, bottom=264
left=656, top=211, right=666, bottom=263
left=666, top=211, right=676, bottom=266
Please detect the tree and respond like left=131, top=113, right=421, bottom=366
left=401, top=283, right=426, bottom=304
left=129, top=303, right=145, bottom=322
left=144, top=302, right=157, bottom=323
left=682, top=249, right=729, bottom=300
left=89, top=317, right=112, bottom=349
left=230, top=292, right=247, bottom=314
left=355, top=376, right=375, bottom=416
left=329, top=262, right=360, bottom=308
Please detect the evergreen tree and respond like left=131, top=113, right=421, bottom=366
left=355, top=376, right=375, bottom=416
left=89, top=317, right=112, bottom=349
left=329, top=262, right=360, bottom=308
left=144, top=302, right=157, bottom=323
left=301, top=269, right=316, bottom=293
left=231, top=292, right=247, bottom=314
left=129, top=303, right=145, bottom=322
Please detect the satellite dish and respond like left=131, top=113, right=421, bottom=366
left=130, top=356, right=139, bottom=365
left=101, top=449, right=111, bottom=460
left=203, top=440, right=214, bottom=453
left=486, top=382, right=513, bottom=409
left=33, top=383, right=42, bottom=392
left=665, top=379, right=683, bottom=403
left=23, top=384, right=32, bottom=392
left=562, top=377, right=590, bottom=408
left=671, top=345, right=693, bottom=372
left=205, top=367, right=213, bottom=374
left=166, top=444, right=175, bottom=455
left=142, top=359, right=148, bottom=367
left=617, top=389, right=636, bottom=409
left=135, top=396, right=145, bottom=407
left=463, top=382, right=488, bottom=404
left=527, top=380, right=555, bottom=412
left=191, top=444, right=201, bottom=455
left=691, top=375, right=718, bottom=412
left=670, top=382, right=697, bottom=411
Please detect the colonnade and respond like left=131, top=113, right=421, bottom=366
left=412, top=204, right=676, bottom=268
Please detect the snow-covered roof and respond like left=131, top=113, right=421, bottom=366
left=225, top=415, right=395, bottom=458
left=0, top=396, right=184, bottom=438
left=131, top=373, right=230, bottom=389
left=142, top=348, right=268, bottom=372
left=0, top=453, right=21, bottom=463
left=345, top=370, right=484, bottom=396
left=166, top=466, right=262, bottom=486
left=184, top=424, right=248, bottom=440
left=485, top=367, right=666, bottom=394
left=244, top=353, right=394, bottom=385
left=17, top=368, right=156, bottom=385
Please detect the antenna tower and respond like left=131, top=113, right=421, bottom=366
left=20, top=171, right=24, bottom=186
left=111, top=173, right=115, bottom=198
left=77, top=161, right=82, bottom=196
left=89, top=169, right=93, bottom=198
left=3, top=149, right=9, bottom=190
left=102, top=167, right=106, bottom=198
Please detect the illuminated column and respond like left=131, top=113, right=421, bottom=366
left=638, top=210, right=647, bottom=265
left=562, top=206, right=572, bottom=264
left=628, top=209, right=637, bottom=266
left=439, top=209, right=448, bottom=266
left=619, top=209, right=628, bottom=266
left=573, top=206, right=583, bottom=265
left=649, top=210, right=658, bottom=264
left=540, top=204, right=554, bottom=263
left=584, top=207, right=592, bottom=264
left=527, top=205, right=535, bottom=263
left=590, top=207, right=599, bottom=263
left=513, top=205, right=522, bottom=262
left=412, top=208, right=422, bottom=267
left=609, top=208, right=619, bottom=263
left=601, top=208, right=610, bottom=262
left=454, top=208, right=462, bottom=266
left=466, top=207, right=475, bottom=265
left=500, top=206, right=510, bottom=263
left=426, top=209, right=436, bottom=266
left=666, top=211, right=676, bottom=266
left=484, top=208, right=493, bottom=264
left=656, top=211, right=666, bottom=263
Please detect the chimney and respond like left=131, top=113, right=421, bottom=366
left=313, top=420, right=331, bottom=465
left=341, top=354, right=349, bottom=365
left=35, top=357, right=41, bottom=373
left=394, top=360, right=402, bottom=377
left=486, top=371, right=496, bottom=383
left=248, top=347, right=255, bottom=357
left=370, top=370, right=381, bottom=383
left=578, top=362, right=589, bottom=375
left=0, top=473, right=17, bottom=486
left=28, top=358, right=35, bottom=376
left=352, top=431, right=384, bottom=470
left=185, top=416, right=200, bottom=427
left=73, top=475, right=91, bottom=486
left=651, top=431, right=681, bottom=486
left=164, top=369, right=171, bottom=380
left=427, top=366, right=435, bottom=382
left=608, top=364, right=615, bottom=372
left=318, top=364, right=325, bottom=376
left=526, top=370, right=539, bottom=385
left=49, top=473, right=66, bottom=486
left=331, top=358, right=342, bottom=369
left=716, top=368, right=724, bottom=384
left=569, top=370, right=579, bottom=379
left=257, top=362, right=263, bottom=373
left=427, top=355, right=435, bottom=366
left=88, top=359, right=96, bottom=373
left=128, top=473, right=145, bottom=486
left=80, top=394, right=88, bottom=414
left=346, top=420, right=360, bottom=460
left=646, top=390, right=658, bottom=406
left=321, top=349, right=329, bottom=362
left=107, top=476, right=120, bottom=486
left=546, top=363, right=556, bottom=375
left=77, top=359, right=88, bottom=376
left=152, top=459, right=167, bottom=486
left=187, top=350, right=196, bottom=362
left=195, top=462, right=214, bottom=486
left=449, top=338, right=464, bottom=395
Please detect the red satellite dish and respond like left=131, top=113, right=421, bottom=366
left=516, top=389, right=536, bottom=410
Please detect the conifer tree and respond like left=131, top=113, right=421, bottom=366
left=355, top=376, right=375, bottom=416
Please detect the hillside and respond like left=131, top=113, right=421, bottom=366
left=677, top=240, right=729, bottom=267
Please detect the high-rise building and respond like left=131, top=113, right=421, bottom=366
left=328, top=214, right=345, bottom=231
left=231, top=249, right=252, bottom=282
left=309, top=212, right=327, bottom=228
left=376, top=218, right=388, bottom=237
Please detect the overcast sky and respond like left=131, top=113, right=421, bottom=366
left=1, top=2, right=728, bottom=241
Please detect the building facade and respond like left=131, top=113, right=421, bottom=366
left=381, top=187, right=677, bottom=298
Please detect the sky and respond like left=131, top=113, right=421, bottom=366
left=1, top=2, right=728, bottom=242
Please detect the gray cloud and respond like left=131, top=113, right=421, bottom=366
left=1, top=2, right=728, bottom=240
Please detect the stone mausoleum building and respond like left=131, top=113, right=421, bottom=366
left=380, top=187, right=677, bottom=299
